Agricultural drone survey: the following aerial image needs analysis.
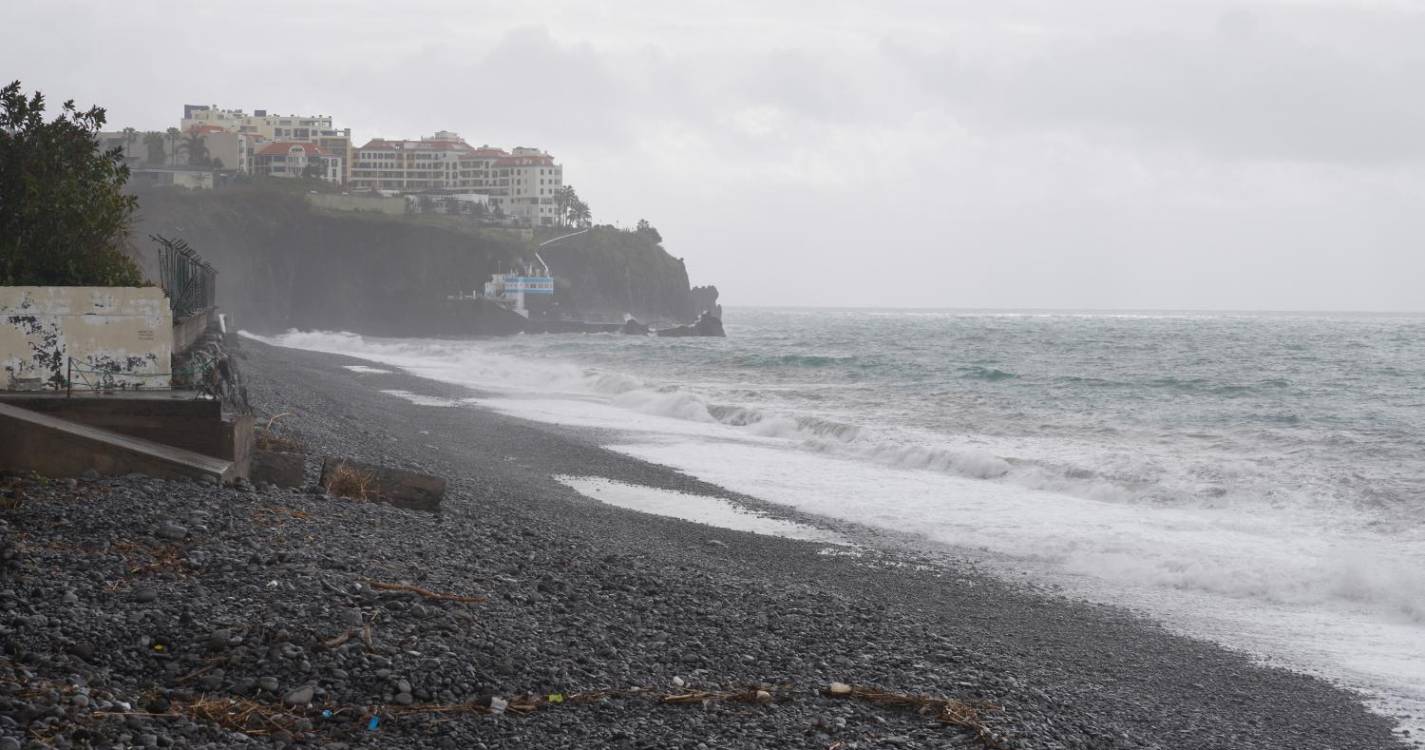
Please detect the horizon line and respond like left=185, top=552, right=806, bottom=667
left=722, top=304, right=1425, bottom=315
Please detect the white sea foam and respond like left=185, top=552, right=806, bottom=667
left=555, top=475, right=846, bottom=545
left=378, top=389, right=467, bottom=407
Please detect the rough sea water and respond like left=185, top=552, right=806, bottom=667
left=259, top=309, right=1425, bottom=736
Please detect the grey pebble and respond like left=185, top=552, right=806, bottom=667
left=155, top=522, right=187, bottom=541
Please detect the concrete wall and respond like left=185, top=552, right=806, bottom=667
left=0, top=287, right=172, bottom=391
left=0, top=402, right=234, bottom=484
left=131, top=169, right=214, bottom=190
left=0, top=395, right=252, bottom=478
left=306, top=193, right=408, bottom=215
left=173, top=308, right=213, bottom=354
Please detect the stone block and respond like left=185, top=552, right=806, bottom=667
left=251, top=449, right=305, bottom=488
left=320, top=458, right=444, bottom=512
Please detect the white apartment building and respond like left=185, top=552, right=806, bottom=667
left=497, top=148, right=564, bottom=225
left=351, top=132, right=481, bottom=193
left=350, top=132, right=564, bottom=224
left=180, top=105, right=352, bottom=182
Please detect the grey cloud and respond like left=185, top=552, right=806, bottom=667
left=883, top=14, right=1425, bottom=165
left=5, top=0, right=1424, bottom=310
left=346, top=26, right=634, bottom=151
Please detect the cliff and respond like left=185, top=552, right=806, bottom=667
left=128, top=186, right=706, bottom=335
left=534, top=227, right=697, bottom=324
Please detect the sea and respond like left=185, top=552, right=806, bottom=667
left=256, top=308, right=1425, bottom=737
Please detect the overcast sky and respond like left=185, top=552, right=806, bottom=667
left=5, top=0, right=1424, bottom=310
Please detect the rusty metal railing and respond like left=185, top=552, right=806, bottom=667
left=152, top=234, right=217, bottom=319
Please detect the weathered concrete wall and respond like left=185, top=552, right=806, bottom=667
left=0, top=395, right=251, bottom=478
left=0, top=402, right=234, bottom=484
left=173, top=308, right=213, bottom=354
left=306, top=193, right=408, bottom=216
left=0, top=287, right=172, bottom=391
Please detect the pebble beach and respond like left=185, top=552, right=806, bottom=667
left=0, top=339, right=1408, bottom=749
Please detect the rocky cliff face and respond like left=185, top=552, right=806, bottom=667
left=536, top=228, right=698, bottom=325
left=689, top=285, right=722, bottom=319
left=129, top=187, right=706, bottom=335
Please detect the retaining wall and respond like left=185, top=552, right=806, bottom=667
left=0, top=287, right=172, bottom=391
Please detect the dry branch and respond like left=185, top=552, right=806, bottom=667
left=842, top=686, right=1005, bottom=749
left=367, top=580, right=487, bottom=604
left=320, top=629, right=353, bottom=650
left=661, top=689, right=764, bottom=705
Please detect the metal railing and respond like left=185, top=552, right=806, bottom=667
left=65, top=357, right=171, bottom=396
left=152, top=234, right=217, bottom=319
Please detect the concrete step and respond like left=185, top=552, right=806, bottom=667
left=0, top=402, right=234, bottom=484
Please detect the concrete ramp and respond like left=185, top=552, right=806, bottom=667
left=0, top=402, right=234, bottom=484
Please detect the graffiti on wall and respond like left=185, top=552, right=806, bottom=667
left=0, top=287, right=172, bottom=391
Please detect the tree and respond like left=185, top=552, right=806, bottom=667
left=635, top=218, right=662, bottom=244
left=571, top=198, right=591, bottom=228
left=121, top=126, right=138, bottom=159
left=301, top=158, right=326, bottom=180
left=210, top=156, right=224, bottom=170
left=553, top=185, right=577, bottom=227
left=180, top=130, right=209, bottom=166
left=0, top=82, right=143, bottom=286
left=164, top=126, right=180, bottom=162
left=144, top=131, right=165, bottom=164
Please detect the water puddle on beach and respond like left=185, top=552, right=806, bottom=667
left=555, top=476, right=848, bottom=546
left=345, top=365, right=393, bottom=374
left=379, top=389, right=467, bottom=407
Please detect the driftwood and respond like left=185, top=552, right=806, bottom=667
left=367, top=580, right=487, bottom=604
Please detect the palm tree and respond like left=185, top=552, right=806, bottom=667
left=571, top=199, right=592, bottom=228
left=121, top=126, right=138, bottom=160
left=553, top=185, right=578, bottom=227
left=180, top=130, right=209, bottom=166
left=164, top=127, right=180, bottom=163
left=143, top=132, right=166, bottom=164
